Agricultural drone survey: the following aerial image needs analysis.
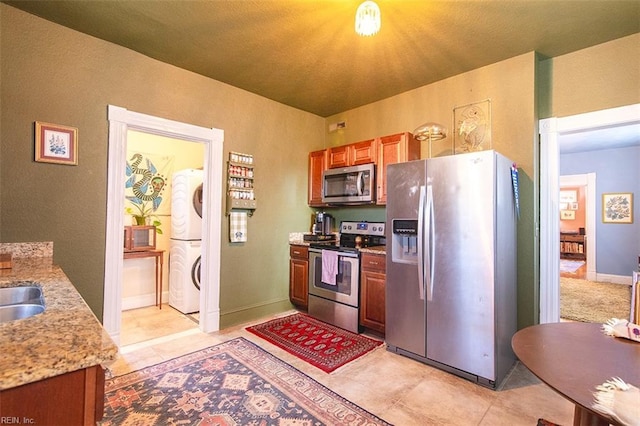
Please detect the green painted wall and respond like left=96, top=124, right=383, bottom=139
left=323, top=33, right=640, bottom=329
left=1, top=4, right=638, bottom=330
left=325, top=53, right=540, bottom=328
left=0, top=5, right=324, bottom=327
left=541, top=34, right=640, bottom=119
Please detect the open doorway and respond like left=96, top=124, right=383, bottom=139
left=120, top=131, right=205, bottom=347
left=539, top=103, right=640, bottom=323
left=103, top=105, right=224, bottom=346
left=559, top=173, right=596, bottom=282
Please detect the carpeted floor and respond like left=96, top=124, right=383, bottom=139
left=561, top=277, right=631, bottom=323
left=101, top=337, right=390, bottom=425
left=246, top=313, right=383, bottom=373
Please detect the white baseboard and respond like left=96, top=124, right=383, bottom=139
left=122, top=291, right=170, bottom=311
left=595, top=273, right=633, bottom=286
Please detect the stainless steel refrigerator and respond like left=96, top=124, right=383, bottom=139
left=385, top=150, right=517, bottom=389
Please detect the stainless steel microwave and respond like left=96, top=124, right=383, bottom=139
left=322, top=163, right=375, bottom=204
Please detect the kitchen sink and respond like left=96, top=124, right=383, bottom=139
left=0, top=304, right=45, bottom=323
left=0, top=284, right=45, bottom=323
left=0, top=285, right=43, bottom=306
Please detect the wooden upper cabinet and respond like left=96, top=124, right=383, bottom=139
left=328, top=139, right=376, bottom=169
left=351, top=139, right=376, bottom=165
left=328, top=145, right=350, bottom=168
left=308, top=149, right=327, bottom=206
left=309, top=132, right=417, bottom=206
left=376, top=132, right=420, bottom=205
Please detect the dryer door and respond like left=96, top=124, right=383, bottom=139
left=193, top=184, right=203, bottom=218
left=191, top=255, right=201, bottom=290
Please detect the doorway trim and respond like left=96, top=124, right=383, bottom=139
left=539, top=103, right=640, bottom=323
left=104, top=105, right=224, bottom=344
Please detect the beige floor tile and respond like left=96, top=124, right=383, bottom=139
left=108, top=309, right=577, bottom=425
left=120, top=303, right=199, bottom=346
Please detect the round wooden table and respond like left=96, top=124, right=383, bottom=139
left=512, top=322, right=640, bottom=426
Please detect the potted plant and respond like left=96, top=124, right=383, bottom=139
left=125, top=200, right=163, bottom=234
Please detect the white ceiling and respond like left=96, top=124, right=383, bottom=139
left=559, top=123, right=640, bottom=154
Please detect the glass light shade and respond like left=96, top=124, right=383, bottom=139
left=413, top=122, right=447, bottom=141
left=355, top=1, right=381, bottom=36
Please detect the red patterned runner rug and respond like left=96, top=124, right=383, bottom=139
left=246, top=313, right=383, bottom=373
left=101, top=337, right=390, bottom=425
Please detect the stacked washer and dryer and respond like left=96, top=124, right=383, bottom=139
left=169, top=169, right=203, bottom=314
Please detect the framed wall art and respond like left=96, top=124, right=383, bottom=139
left=602, top=192, right=633, bottom=224
left=453, top=99, right=491, bottom=154
left=560, top=210, right=575, bottom=220
left=35, top=121, right=78, bottom=165
left=559, top=190, right=577, bottom=203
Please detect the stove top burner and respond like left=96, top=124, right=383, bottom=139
left=309, top=221, right=385, bottom=252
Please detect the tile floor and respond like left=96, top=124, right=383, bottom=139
left=109, top=306, right=575, bottom=426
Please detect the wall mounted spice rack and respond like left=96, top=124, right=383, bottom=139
left=226, top=151, right=256, bottom=216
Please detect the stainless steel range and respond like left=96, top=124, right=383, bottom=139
left=308, top=221, right=385, bottom=333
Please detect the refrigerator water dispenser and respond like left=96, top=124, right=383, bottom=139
left=391, top=219, right=419, bottom=264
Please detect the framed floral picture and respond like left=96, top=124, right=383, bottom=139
left=602, top=193, right=633, bottom=224
left=35, top=121, right=78, bottom=165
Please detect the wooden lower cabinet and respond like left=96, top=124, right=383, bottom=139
left=359, top=252, right=386, bottom=334
left=0, top=365, right=105, bottom=426
left=289, top=245, right=309, bottom=309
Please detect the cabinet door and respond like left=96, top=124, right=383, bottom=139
left=328, top=145, right=350, bottom=168
left=289, top=245, right=309, bottom=309
left=289, top=258, right=309, bottom=309
left=308, top=150, right=327, bottom=206
left=376, top=132, right=419, bottom=205
left=0, top=365, right=105, bottom=425
left=352, top=139, right=376, bottom=165
left=360, top=269, right=386, bottom=334
left=360, top=253, right=386, bottom=334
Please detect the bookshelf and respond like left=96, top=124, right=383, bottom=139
left=560, top=233, right=586, bottom=260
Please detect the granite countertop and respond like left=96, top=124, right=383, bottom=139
left=0, top=257, right=118, bottom=391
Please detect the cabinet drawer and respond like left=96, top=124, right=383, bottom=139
left=361, top=252, right=385, bottom=272
left=290, top=245, right=309, bottom=259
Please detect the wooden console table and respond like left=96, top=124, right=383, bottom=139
left=123, top=250, right=165, bottom=309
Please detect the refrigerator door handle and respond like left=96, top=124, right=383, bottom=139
left=417, top=185, right=426, bottom=300
left=426, top=183, right=435, bottom=302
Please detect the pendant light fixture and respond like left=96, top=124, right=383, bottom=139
left=355, top=1, right=381, bottom=37
left=413, top=122, right=447, bottom=158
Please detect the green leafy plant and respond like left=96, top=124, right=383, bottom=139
left=125, top=201, right=163, bottom=234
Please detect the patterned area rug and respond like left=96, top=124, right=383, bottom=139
left=246, top=313, right=383, bottom=373
left=101, top=337, right=390, bottom=425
